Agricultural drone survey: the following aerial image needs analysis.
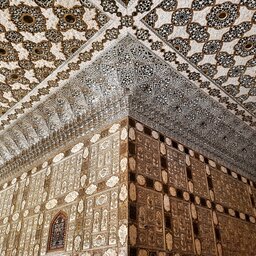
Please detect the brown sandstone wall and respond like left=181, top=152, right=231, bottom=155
left=128, top=117, right=256, bottom=256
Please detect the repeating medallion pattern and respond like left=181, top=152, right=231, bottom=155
left=0, top=34, right=255, bottom=183
left=0, top=0, right=110, bottom=115
left=143, top=0, right=256, bottom=117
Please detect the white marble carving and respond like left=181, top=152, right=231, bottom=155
left=90, top=134, right=101, bottom=143
left=71, top=143, right=84, bottom=153
left=65, top=191, right=79, bottom=203
left=109, top=124, right=120, bottom=134
left=106, top=176, right=119, bottom=188
left=119, top=185, right=128, bottom=202
left=53, top=153, right=65, bottom=163
left=45, top=199, right=57, bottom=210
left=85, top=184, right=97, bottom=195
left=118, top=224, right=128, bottom=246
left=83, top=147, right=89, bottom=159
left=120, top=158, right=127, bottom=172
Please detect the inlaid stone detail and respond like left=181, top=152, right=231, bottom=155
left=197, top=207, right=216, bottom=255
left=212, top=169, right=253, bottom=214
left=19, top=215, right=39, bottom=254
left=170, top=198, right=194, bottom=254
left=190, top=158, right=209, bottom=199
left=218, top=213, right=256, bottom=256
left=167, top=147, right=187, bottom=190
left=49, top=152, right=82, bottom=199
left=83, top=188, right=119, bottom=249
left=89, top=132, right=120, bottom=184
left=45, top=199, right=57, bottom=210
left=0, top=225, right=7, bottom=252
left=0, top=186, right=15, bottom=218
left=135, top=131, right=161, bottom=180
left=27, top=169, right=46, bottom=208
left=137, top=187, right=164, bottom=249
left=64, top=191, right=79, bottom=203
left=15, top=179, right=26, bottom=212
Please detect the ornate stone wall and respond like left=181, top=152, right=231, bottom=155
left=0, top=118, right=129, bottom=256
left=0, top=116, right=256, bottom=256
left=128, top=117, right=256, bottom=256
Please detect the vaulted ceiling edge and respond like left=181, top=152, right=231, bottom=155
left=0, top=0, right=255, bottom=179
left=0, top=34, right=255, bottom=181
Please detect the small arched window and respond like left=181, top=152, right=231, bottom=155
left=48, top=211, right=67, bottom=251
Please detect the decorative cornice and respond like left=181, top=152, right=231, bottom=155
left=0, top=95, right=129, bottom=183
left=0, top=35, right=256, bottom=181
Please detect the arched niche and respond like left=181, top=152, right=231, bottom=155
left=47, top=211, right=68, bottom=252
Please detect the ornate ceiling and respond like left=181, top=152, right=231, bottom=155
left=0, top=0, right=255, bottom=180
left=143, top=0, right=256, bottom=116
left=0, top=0, right=109, bottom=116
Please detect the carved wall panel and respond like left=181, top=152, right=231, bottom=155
left=27, top=169, right=46, bottom=209
left=0, top=225, right=6, bottom=253
left=89, top=132, right=120, bottom=184
left=6, top=221, right=19, bottom=255
left=82, top=124, right=129, bottom=255
left=0, top=119, right=128, bottom=256
left=49, top=152, right=82, bottom=199
left=128, top=117, right=256, bottom=256
left=218, top=213, right=256, bottom=256
left=196, top=207, right=216, bottom=256
left=0, top=186, right=15, bottom=218
left=211, top=168, right=253, bottom=215
left=166, top=147, right=187, bottom=190
left=190, top=158, right=209, bottom=199
left=83, top=188, right=119, bottom=250
left=135, top=131, right=161, bottom=181
left=19, top=215, right=39, bottom=255
left=136, top=187, right=164, bottom=250
left=170, top=198, right=194, bottom=254
left=14, top=180, right=26, bottom=213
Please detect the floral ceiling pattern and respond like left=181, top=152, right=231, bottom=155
left=0, top=0, right=255, bottom=179
left=143, top=0, right=256, bottom=118
left=0, top=0, right=109, bottom=115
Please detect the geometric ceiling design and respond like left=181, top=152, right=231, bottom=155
left=143, top=0, right=256, bottom=118
left=0, top=0, right=109, bottom=115
left=0, top=0, right=255, bottom=180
